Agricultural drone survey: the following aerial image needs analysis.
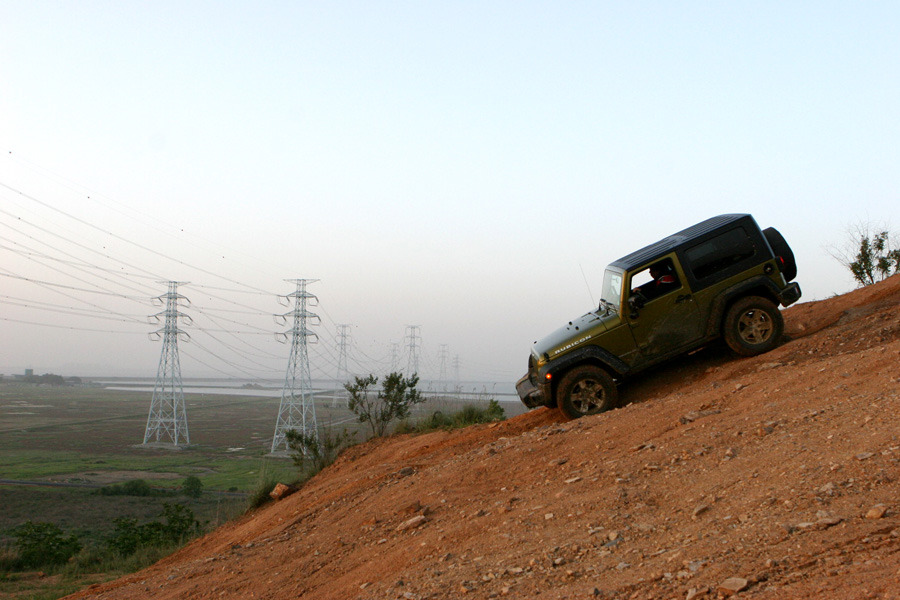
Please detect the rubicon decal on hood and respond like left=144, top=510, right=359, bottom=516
left=553, top=335, right=591, bottom=355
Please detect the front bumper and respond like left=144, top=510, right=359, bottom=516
left=516, top=372, right=546, bottom=409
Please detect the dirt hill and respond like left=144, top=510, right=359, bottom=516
left=68, top=276, right=900, bottom=600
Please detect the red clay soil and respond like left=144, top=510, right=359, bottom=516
left=67, top=276, right=900, bottom=600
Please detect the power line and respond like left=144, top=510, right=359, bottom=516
left=187, top=337, right=280, bottom=378
left=0, top=270, right=151, bottom=300
left=0, top=173, right=498, bottom=384
left=1, top=180, right=275, bottom=295
left=0, top=316, right=145, bottom=334
left=6, top=151, right=288, bottom=289
left=0, top=268, right=153, bottom=325
left=0, top=225, right=161, bottom=286
left=0, top=297, right=147, bottom=322
left=0, top=236, right=159, bottom=300
left=0, top=203, right=165, bottom=282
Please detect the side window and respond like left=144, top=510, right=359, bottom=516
left=685, top=227, right=756, bottom=281
left=630, top=258, right=681, bottom=302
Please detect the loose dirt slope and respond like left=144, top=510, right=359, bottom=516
left=69, top=276, right=900, bottom=600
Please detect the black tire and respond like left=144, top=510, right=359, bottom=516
left=723, top=296, right=784, bottom=356
left=763, top=227, right=797, bottom=282
left=556, top=365, right=617, bottom=419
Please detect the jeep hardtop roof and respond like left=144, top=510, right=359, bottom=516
left=608, top=214, right=755, bottom=272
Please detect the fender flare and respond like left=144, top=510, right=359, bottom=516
left=706, top=276, right=785, bottom=337
left=539, top=345, right=630, bottom=381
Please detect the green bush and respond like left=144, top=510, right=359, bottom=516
left=61, top=544, right=107, bottom=575
left=105, top=542, right=178, bottom=574
left=182, top=476, right=203, bottom=498
left=106, top=504, right=199, bottom=556
left=246, top=476, right=280, bottom=511
left=449, top=399, right=505, bottom=427
left=418, top=411, right=454, bottom=431
left=396, top=399, right=506, bottom=434
left=11, top=521, right=82, bottom=569
left=286, top=425, right=356, bottom=477
left=121, top=479, right=154, bottom=496
left=60, top=540, right=176, bottom=580
left=96, top=479, right=165, bottom=497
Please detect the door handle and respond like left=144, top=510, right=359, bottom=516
left=675, top=294, right=692, bottom=304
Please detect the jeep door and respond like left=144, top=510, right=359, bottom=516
left=626, top=256, right=703, bottom=363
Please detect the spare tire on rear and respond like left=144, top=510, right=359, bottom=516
left=763, top=227, right=797, bottom=282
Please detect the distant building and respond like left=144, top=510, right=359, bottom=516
left=25, top=368, right=33, bottom=377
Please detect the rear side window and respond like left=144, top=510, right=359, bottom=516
left=684, top=227, right=756, bottom=281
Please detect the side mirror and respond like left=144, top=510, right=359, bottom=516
left=628, top=294, right=646, bottom=319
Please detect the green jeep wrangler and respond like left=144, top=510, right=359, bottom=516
left=516, top=214, right=801, bottom=419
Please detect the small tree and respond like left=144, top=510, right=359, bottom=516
left=830, top=222, right=900, bottom=286
left=345, top=372, right=425, bottom=437
left=182, top=475, right=203, bottom=498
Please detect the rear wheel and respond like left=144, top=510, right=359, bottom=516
left=557, top=365, right=617, bottom=419
left=723, top=296, right=784, bottom=356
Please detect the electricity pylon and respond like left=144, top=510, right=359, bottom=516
left=453, top=354, right=461, bottom=399
left=405, top=325, right=421, bottom=376
left=390, top=342, right=400, bottom=372
left=271, top=279, right=320, bottom=454
left=143, top=281, right=191, bottom=447
left=331, top=324, right=351, bottom=407
left=438, top=344, right=449, bottom=393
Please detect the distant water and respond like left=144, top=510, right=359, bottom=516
left=100, top=378, right=518, bottom=400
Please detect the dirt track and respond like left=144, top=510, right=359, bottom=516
left=67, top=276, right=900, bottom=600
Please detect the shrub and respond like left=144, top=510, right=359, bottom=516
left=62, top=544, right=107, bottom=575
left=121, top=479, right=154, bottom=496
left=106, top=504, right=199, bottom=556
left=484, top=399, right=506, bottom=421
left=416, top=410, right=454, bottom=431
left=182, top=476, right=203, bottom=498
left=96, top=479, right=161, bottom=497
left=11, top=521, right=82, bottom=569
left=286, top=425, right=355, bottom=476
left=246, top=470, right=281, bottom=511
left=397, top=399, right=506, bottom=434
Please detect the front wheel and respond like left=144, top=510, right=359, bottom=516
left=557, top=366, right=618, bottom=419
left=723, top=296, right=784, bottom=356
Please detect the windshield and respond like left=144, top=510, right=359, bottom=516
left=599, top=268, right=624, bottom=310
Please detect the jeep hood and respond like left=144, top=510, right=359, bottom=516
left=532, top=310, right=612, bottom=362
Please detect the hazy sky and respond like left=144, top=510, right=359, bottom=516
left=1, top=2, right=898, bottom=383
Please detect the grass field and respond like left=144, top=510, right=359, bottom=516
left=0, top=382, right=519, bottom=535
left=0, top=382, right=325, bottom=598
left=0, top=383, right=323, bottom=544
left=0, top=380, right=519, bottom=598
